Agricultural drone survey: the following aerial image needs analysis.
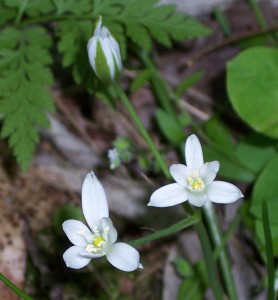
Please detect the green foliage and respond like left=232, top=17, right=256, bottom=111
left=0, top=26, right=55, bottom=171
left=173, top=259, right=208, bottom=300
left=0, top=0, right=210, bottom=170
left=227, top=47, right=278, bottom=138
left=251, top=154, right=278, bottom=252
left=174, top=70, right=204, bottom=98
left=155, top=108, right=185, bottom=144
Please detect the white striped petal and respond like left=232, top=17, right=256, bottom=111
left=106, top=242, right=142, bottom=272
left=206, top=181, right=244, bottom=204
left=62, top=220, right=92, bottom=247
left=148, top=183, right=189, bottom=207
left=82, top=172, right=109, bottom=229
left=63, top=246, right=91, bottom=269
left=200, top=161, right=220, bottom=185
left=185, top=134, right=204, bottom=170
left=188, top=192, right=208, bottom=207
left=169, top=164, right=191, bottom=187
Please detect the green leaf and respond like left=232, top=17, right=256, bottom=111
left=155, top=108, right=185, bottom=144
left=175, top=70, right=203, bottom=98
left=227, top=47, right=278, bottom=138
left=178, top=260, right=208, bottom=300
left=251, top=154, right=278, bottom=239
left=203, top=145, right=255, bottom=183
left=172, top=257, right=193, bottom=278
left=92, top=0, right=210, bottom=51
left=203, top=117, right=234, bottom=155
left=56, top=20, right=96, bottom=90
left=236, top=133, right=276, bottom=173
left=0, top=26, right=55, bottom=171
left=54, top=0, right=91, bottom=15
left=130, top=69, right=154, bottom=92
left=129, top=215, right=199, bottom=247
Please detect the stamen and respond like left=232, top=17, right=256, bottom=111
left=187, top=171, right=205, bottom=191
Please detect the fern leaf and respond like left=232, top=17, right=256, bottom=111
left=0, top=26, right=55, bottom=171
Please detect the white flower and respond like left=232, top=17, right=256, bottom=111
left=63, top=172, right=143, bottom=271
left=87, top=16, right=122, bottom=83
left=108, top=148, right=120, bottom=169
left=148, top=134, right=243, bottom=207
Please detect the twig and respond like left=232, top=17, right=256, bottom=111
left=184, top=25, right=278, bottom=68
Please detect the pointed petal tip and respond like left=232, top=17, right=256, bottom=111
left=139, top=263, right=143, bottom=269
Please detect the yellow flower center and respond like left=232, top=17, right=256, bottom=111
left=187, top=170, right=205, bottom=191
left=92, top=236, right=106, bottom=248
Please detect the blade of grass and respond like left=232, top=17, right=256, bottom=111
left=262, top=199, right=275, bottom=300
left=129, top=215, right=199, bottom=247
left=0, top=273, right=32, bottom=300
left=213, top=6, right=232, bottom=37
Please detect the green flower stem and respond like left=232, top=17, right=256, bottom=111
left=0, top=273, right=32, bottom=300
left=129, top=215, right=199, bottom=247
left=114, top=84, right=170, bottom=178
left=203, top=202, right=237, bottom=300
left=183, top=203, right=224, bottom=300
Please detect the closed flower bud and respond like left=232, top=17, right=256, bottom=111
left=87, top=16, right=122, bottom=83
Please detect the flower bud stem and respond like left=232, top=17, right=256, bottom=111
left=114, top=84, right=170, bottom=178
left=203, top=201, right=238, bottom=300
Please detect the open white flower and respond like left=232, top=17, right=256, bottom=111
left=148, top=134, right=243, bottom=207
left=87, top=16, right=122, bottom=83
left=63, top=172, right=143, bottom=271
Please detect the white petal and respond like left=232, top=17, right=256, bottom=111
left=185, top=134, right=204, bottom=170
left=106, top=242, right=142, bottom=272
left=99, top=217, right=118, bottom=245
left=94, top=16, right=102, bottom=36
left=206, top=181, right=244, bottom=204
left=87, top=37, right=98, bottom=71
left=169, top=164, right=191, bottom=187
left=63, top=246, right=91, bottom=269
left=148, top=183, right=189, bottom=207
left=200, top=161, right=220, bottom=185
left=188, top=192, right=208, bottom=207
left=62, top=220, right=92, bottom=247
left=109, top=35, right=122, bottom=70
left=82, top=172, right=109, bottom=229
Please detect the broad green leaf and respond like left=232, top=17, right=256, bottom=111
left=251, top=154, right=278, bottom=242
left=203, top=145, right=255, bottom=183
left=236, top=133, right=276, bottom=173
left=155, top=108, right=185, bottom=144
left=227, top=47, right=278, bottom=138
